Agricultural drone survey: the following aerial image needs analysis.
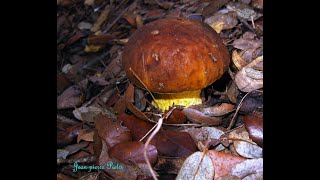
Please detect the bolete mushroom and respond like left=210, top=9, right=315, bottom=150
left=122, top=18, right=230, bottom=111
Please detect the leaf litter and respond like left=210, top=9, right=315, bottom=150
left=57, top=0, right=263, bottom=178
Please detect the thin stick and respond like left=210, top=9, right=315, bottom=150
left=143, top=107, right=176, bottom=180
left=129, top=68, right=159, bottom=109
left=227, top=91, right=252, bottom=130
left=192, top=141, right=210, bottom=180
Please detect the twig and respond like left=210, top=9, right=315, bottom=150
left=129, top=68, right=159, bottom=109
left=103, top=0, right=134, bottom=33
left=227, top=91, right=252, bottom=130
left=143, top=107, right=177, bottom=180
left=192, top=141, right=210, bottom=180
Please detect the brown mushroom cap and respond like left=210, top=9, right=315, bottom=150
left=122, top=18, right=230, bottom=93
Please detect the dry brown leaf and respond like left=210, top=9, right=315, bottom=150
left=109, top=141, right=158, bottom=166
left=73, top=106, right=102, bottom=123
left=226, top=1, right=262, bottom=20
left=226, top=82, right=239, bottom=103
left=134, top=88, right=147, bottom=111
left=95, top=113, right=132, bottom=148
left=176, top=151, right=214, bottom=180
left=243, top=111, right=263, bottom=147
left=200, top=103, right=235, bottom=116
left=156, top=130, right=198, bottom=157
left=207, top=150, right=246, bottom=179
left=57, top=123, right=83, bottom=148
left=182, top=108, right=222, bottom=125
left=239, top=91, right=263, bottom=114
left=154, top=156, right=186, bottom=174
left=251, top=0, right=263, bottom=10
left=164, top=109, right=187, bottom=124
left=232, top=32, right=263, bottom=50
left=91, top=5, right=111, bottom=32
left=121, top=96, right=152, bottom=122
left=98, top=141, right=138, bottom=180
left=232, top=50, right=249, bottom=70
left=234, top=56, right=263, bottom=92
left=57, top=85, right=83, bottom=110
left=77, top=129, right=95, bottom=143
left=57, top=173, right=76, bottom=180
left=231, top=158, right=263, bottom=179
left=78, top=172, right=99, bottom=180
left=113, top=97, right=126, bottom=115
left=64, top=141, right=89, bottom=156
left=182, top=127, right=225, bottom=151
left=202, top=0, right=231, bottom=17
left=205, top=13, right=238, bottom=32
left=124, top=83, right=135, bottom=103
left=228, top=127, right=262, bottom=158
left=118, top=113, right=154, bottom=141
left=57, top=73, right=72, bottom=94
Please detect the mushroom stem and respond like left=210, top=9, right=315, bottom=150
left=152, top=90, right=202, bottom=111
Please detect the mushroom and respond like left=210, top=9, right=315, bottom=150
left=122, top=18, right=230, bottom=111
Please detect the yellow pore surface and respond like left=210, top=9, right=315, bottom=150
left=151, top=90, right=202, bottom=111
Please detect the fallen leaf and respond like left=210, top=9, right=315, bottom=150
left=234, top=56, right=263, bottom=92
left=122, top=96, right=152, bottom=122
left=119, top=113, right=197, bottom=157
left=182, top=108, right=222, bottom=125
left=176, top=151, right=214, bottom=180
left=230, top=158, right=263, bottom=179
left=156, top=130, right=198, bottom=157
left=98, top=141, right=138, bottom=180
left=64, top=141, right=89, bottom=156
left=243, top=111, right=263, bottom=147
left=207, top=150, right=246, bottom=179
left=112, top=97, right=126, bottom=115
left=251, top=0, right=263, bottom=10
left=205, top=13, right=238, bottom=31
left=226, top=82, right=239, bottom=103
left=57, top=123, right=83, bottom=148
left=91, top=5, right=111, bottom=32
left=118, top=113, right=154, bottom=141
left=57, top=149, right=70, bottom=159
left=77, top=129, right=95, bottom=143
left=88, top=74, right=110, bottom=86
left=202, top=0, right=231, bottom=17
left=228, top=127, right=262, bottom=158
left=65, top=31, right=86, bottom=46
left=109, top=141, right=158, bottom=166
left=164, top=109, right=187, bottom=124
left=73, top=106, right=102, bottom=123
left=78, top=172, right=99, bottom=180
left=199, top=103, right=235, bottom=117
left=239, top=91, right=263, bottom=114
left=232, top=50, right=249, bottom=70
left=226, top=1, right=262, bottom=21
left=154, top=156, right=186, bottom=174
left=57, top=73, right=72, bottom=94
left=124, top=83, right=135, bottom=103
left=87, top=34, right=117, bottom=45
left=84, top=0, right=95, bottom=6
left=134, top=88, right=147, bottom=111
left=182, top=127, right=225, bottom=151
left=57, top=173, right=76, bottom=180
left=57, top=85, right=83, bottom=110
left=232, top=32, right=263, bottom=51
left=95, top=113, right=132, bottom=148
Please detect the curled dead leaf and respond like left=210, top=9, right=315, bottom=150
left=200, top=103, right=235, bottom=117
left=232, top=50, right=249, bottom=70
left=109, top=141, right=158, bottom=166
left=57, top=123, right=83, bottom=148
left=235, top=56, right=263, bottom=92
left=182, top=108, right=222, bottom=125
left=95, top=113, right=132, bottom=148
left=243, top=111, right=263, bottom=147
left=57, top=85, right=83, bottom=110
